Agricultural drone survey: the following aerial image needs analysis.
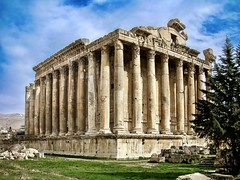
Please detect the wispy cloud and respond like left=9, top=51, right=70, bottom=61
left=0, top=0, right=239, bottom=113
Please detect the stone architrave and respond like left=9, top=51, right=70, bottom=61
left=59, top=66, right=68, bottom=136
left=188, top=63, right=195, bottom=135
left=67, top=62, right=77, bottom=135
left=161, top=54, right=171, bottom=134
left=86, top=52, right=97, bottom=135
left=51, top=70, right=59, bottom=136
left=147, top=50, right=158, bottom=134
left=76, top=58, right=86, bottom=134
left=45, top=73, right=52, bottom=136
left=176, top=60, right=185, bottom=134
left=29, top=84, right=35, bottom=135
left=113, top=40, right=125, bottom=134
left=99, top=46, right=111, bottom=134
left=39, top=77, right=46, bottom=135
left=132, top=44, right=142, bottom=134
left=34, top=80, right=40, bottom=136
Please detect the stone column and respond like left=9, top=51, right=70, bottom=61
left=67, top=62, right=77, bottom=135
left=113, top=40, right=125, bottom=134
left=76, top=58, right=86, bottom=134
left=25, top=86, right=30, bottom=135
left=39, top=77, right=46, bottom=135
left=45, top=73, right=52, bottom=136
left=132, top=44, right=142, bottom=134
left=188, top=63, right=195, bottom=135
left=176, top=60, right=185, bottom=134
left=29, top=84, right=35, bottom=135
left=52, top=70, right=59, bottom=136
left=99, top=46, right=111, bottom=134
left=161, top=54, right=171, bottom=134
left=205, top=69, right=212, bottom=100
left=147, top=50, right=158, bottom=134
left=59, top=66, right=68, bottom=136
left=34, top=80, right=40, bottom=136
left=86, top=52, right=97, bottom=135
left=198, top=66, right=204, bottom=101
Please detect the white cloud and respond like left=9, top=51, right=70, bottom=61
left=0, top=0, right=237, bottom=113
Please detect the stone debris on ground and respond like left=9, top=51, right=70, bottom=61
left=0, top=144, right=44, bottom=160
left=176, top=172, right=211, bottom=180
left=149, top=145, right=211, bottom=164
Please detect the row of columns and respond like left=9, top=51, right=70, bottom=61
left=25, top=39, right=209, bottom=136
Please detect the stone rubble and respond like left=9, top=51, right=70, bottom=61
left=0, top=144, right=44, bottom=160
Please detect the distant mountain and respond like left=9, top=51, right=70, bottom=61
left=0, top=113, right=24, bottom=130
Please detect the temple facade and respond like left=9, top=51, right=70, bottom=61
left=24, top=19, right=216, bottom=159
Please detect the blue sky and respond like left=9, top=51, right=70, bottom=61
left=0, top=0, right=239, bottom=114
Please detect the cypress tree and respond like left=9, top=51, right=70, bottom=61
left=192, top=37, right=240, bottom=175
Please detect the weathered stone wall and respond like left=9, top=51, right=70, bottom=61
left=16, top=135, right=206, bottom=159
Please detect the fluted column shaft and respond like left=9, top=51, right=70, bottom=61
left=176, top=60, right=185, bottom=134
left=86, top=52, right=97, bottom=135
left=25, top=86, right=30, bottom=135
left=132, top=44, right=142, bottom=133
left=45, top=73, right=52, bottom=135
left=59, top=66, right=68, bottom=136
left=198, top=67, right=204, bottom=101
left=161, top=54, right=171, bottom=134
left=29, top=84, right=35, bottom=135
left=39, top=77, right=46, bottom=135
left=147, top=50, right=158, bottom=134
left=188, top=64, right=195, bottom=134
left=113, top=40, right=125, bottom=134
left=67, top=62, right=77, bottom=135
left=99, top=46, right=111, bottom=134
left=76, top=58, right=86, bottom=134
left=52, top=70, right=59, bottom=136
left=34, top=80, right=40, bottom=135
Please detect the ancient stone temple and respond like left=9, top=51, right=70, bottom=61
left=24, top=19, right=216, bottom=159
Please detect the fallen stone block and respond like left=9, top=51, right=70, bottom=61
left=177, top=172, right=210, bottom=180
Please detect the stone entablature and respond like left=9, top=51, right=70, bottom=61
left=25, top=19, right=216, bottom=159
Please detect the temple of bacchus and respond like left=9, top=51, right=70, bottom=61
left=24, top=19, right=216, bottom=159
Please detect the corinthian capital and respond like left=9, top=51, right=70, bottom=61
left=115, top=40, right=123, bottom=50
left=147, top=50, right=155, bottom=59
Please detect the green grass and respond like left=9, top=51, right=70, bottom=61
left=0, top=157, right=215, bottom=180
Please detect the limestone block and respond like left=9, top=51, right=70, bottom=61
left=211, top=173, right=234, bottom=180
left=177, top=172, right=210, bottom=180
left=149, top=153, right=159, bottom=163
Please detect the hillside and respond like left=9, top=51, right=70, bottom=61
left=0, top=113, right=24, bottom=130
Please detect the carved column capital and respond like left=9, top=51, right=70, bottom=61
left=53, top=70, right=60, bottom=78
left=161, top=54, right=169, bottom=63
left=188, top=63, right=195, bottom=77
left=176, top=60, right=183, bottom=67
left=60, top=65, right=69, bottom=75
left=147, top=49, right=155, bottom=59
left=115, top=40, right=123, bottom=50
left=35, top=79, right=40, bottom=86
left=69, top=61, right=78, bottom=71
left=101, top=45, right=109, bottom=54
left=46, top=73, right=52, bottom=81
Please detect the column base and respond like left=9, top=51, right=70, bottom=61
left=98, top=129, right=112, bottom=134
left=66, top=131, right=75, bottom=136
left=187, top=130, right=194, bottom=135
left=85, top=129, right=97, bottom=135
left=147, top=128, right=158, bottom=134
left=59, top=132, right=66, bottom=136
left=175, top=130, right=185, bottom=135
left=50, top=132, right=58, bottom=137
left=131, top=128, right=142, bottom=134
left=75, top=131, right=85, bottom=135
left=160, top=130, right=173, bottom=135
left=113, top=126, right=125, bottom=134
